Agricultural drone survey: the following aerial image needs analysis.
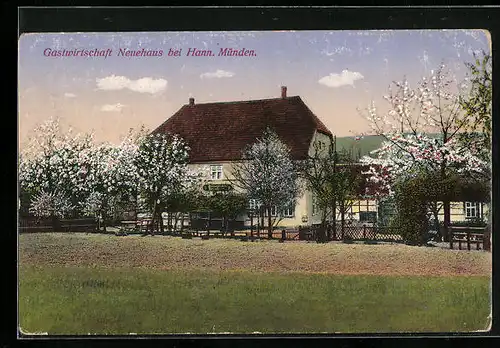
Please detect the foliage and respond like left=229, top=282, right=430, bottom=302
left=443, top=219, right=488, bottom=228
left=301, top=139, right=364, bottom=241
left=360, top=133, right=487, bottom=197
left=19, top=117, right=95, bottom=218
left=205, top=192, right=248, bottom=222
left=390, top=175, right=430, bottom=245
left=81, top=128, right=151, bottom=228
left=164, top=188, right=202, bottom=215
left=134, top=132, right=203, bottom=234
left=458, top=50, right=492, bottom=158
left=358, top=64, right=488, bottom=192
left=28, top=190, right=74, bottom=219
left=358, top=64, right=490, bottom=242
left=230, top=127, right=300, bottom=237
left=19, top=118, right=211, bottom=234
left=19, top=118, right=151, bottom=230
left=376, top=196, right=397, bottom=228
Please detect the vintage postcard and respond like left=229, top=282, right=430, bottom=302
left=18, top=29, right=492, bottom=335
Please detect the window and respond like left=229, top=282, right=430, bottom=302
left=359, top=211, right=377, bottom=223
left=210, top=165, right=223, bottom=180
left=270, top=206, right=278, bottom=216
left=283, top=203, right=295, bottom=218
left=465, top=202, right=480, bottom=219
left=249, top=199, right=257, bottom=210
left=312, top=195, right=318, bottom=216
left=258, top=205, right=294, bottom=217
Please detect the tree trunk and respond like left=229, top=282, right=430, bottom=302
left=51, top=214, right=59, bottom=232
left=444, top=200, right=451, bottom=245
left=439, top=159, right=451, bottom=246
left=96, top=215, right=101, bottom=232
left=331, top=200, right=337, bottom=240
left=318, top=217, right=327, bottom=243
left=319, top=205, right=328, bottom=243
left=250, top=213, right=254, bottom=237
left=102, top=210, right=107, bottom=234
left=340, top=202, right=345, bottom=239
left=267, top=206, right=273, bottom=239
left=150, top=199, right=157, bottom=236
left=431, top=202, right=441, bottom=242
left=173, top=213, right=179, bottom=234
left=159, top=210, right=165, bottom=234
left=259, top=207, right=264, bottom=238
left=180, top=213, right=185, bottom=233
left=167, top=212, right=172, bottom=233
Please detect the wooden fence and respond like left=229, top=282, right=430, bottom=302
left=19, top=216, right=98, bottom=233
left=18, top=216, right=53, bottom=233
left=296, top=224, right=402, bottom=242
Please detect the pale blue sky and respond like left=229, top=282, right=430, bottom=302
left=18, top=30, right=490, bottom=145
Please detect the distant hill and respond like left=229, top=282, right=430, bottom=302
left=334, top=133, right=442, bottom=159
left=334, top=135, right=385, bottom=159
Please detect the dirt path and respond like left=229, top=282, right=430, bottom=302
left=19, top=233, right=492, bottom=276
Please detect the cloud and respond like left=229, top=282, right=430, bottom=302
left=64, top=92, right=76, bottom=98
left=200, top=69, right=235, bottom=79
left=96, top=75, right=167, bottom=94
left=318, top=70, right=364, bottom=88
left=100, top=103, right=126, bottom=112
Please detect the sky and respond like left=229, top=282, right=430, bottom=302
left=18, top=30, right=491, bottom=148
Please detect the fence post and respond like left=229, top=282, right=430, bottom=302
left=450, top=227, right=454, bottom=249
left=250, top=214, right=254, bottom=237
left=467, top=229, right=471, bottom=251
left=483, top=227, right=491, bottom=252
left=363, top=224, right=366, bottom=239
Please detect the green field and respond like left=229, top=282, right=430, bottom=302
left=18, top=233, right=492, bottom=334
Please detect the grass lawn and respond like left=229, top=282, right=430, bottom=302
left=18, top=233, right=492, bottom=334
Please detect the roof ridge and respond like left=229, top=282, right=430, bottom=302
left=184, top=95, right=301, bottom=106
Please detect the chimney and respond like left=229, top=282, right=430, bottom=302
left=281, top=86, right=287, bottom=98
left=189, top=97, right=195, bottom=106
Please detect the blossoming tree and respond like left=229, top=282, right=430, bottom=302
left=79, top=142, right=135, bottom=232
left=19, top=117, right=94, bottom=226
left=358, top=63, right=489, bottom=242
left=19, top=118, right=151, bottom=232
left=230, top=128, right=300, bottom=239
left=134, top=132, right=201, bottom=235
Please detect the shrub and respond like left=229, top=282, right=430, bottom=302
left=392, top=176, right=430, bottom=245
left=442, top=219, right=487, bottom=228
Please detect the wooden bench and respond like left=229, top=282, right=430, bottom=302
left=451, top=227, right=486, bottom=250
left=137, top=218, right=153, bottom=234
left=116, top=220, right=137, bottom=236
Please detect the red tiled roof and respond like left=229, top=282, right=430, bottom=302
left=152, top=96, right=333, bottom=163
